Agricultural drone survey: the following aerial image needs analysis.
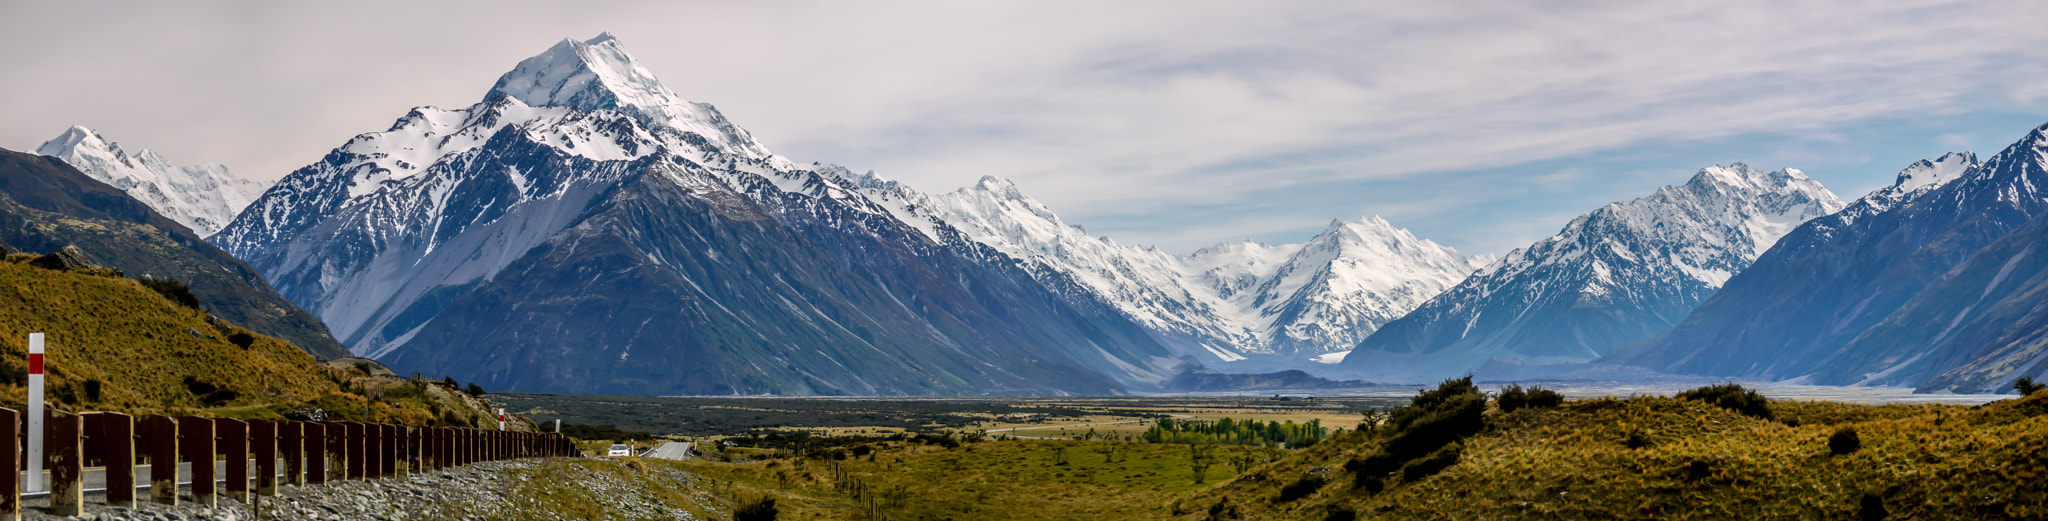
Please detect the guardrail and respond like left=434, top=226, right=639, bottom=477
left=0, top=408, right=577, bottom=519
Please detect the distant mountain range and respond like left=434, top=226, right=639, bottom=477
left=843, top=171, right=1488, bottom=367
left=210, top=34, right=1183, bottom=395
left=0, top=147, right=346, bottom=359
left=23, top=32, right=2048, bottom=396
left=36, top=126, right=268, bottom=237
left=1339, top=164, right=1843, bottom=382
left=1611, top=125, right=2048, bottom=394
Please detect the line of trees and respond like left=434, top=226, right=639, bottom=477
left=1143, top=417, right=1327, bottom=448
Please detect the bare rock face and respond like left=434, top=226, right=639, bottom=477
left=29, top=245, right=99, bottom=271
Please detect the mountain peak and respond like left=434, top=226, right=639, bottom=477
left=34, top=125, right=109, bottom=158
left=1893, top=152, right=1977, bottom=193
left=487, top=33, right=770, bottom=158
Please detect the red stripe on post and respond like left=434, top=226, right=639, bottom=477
left=27, top=354, right=41, bottom=375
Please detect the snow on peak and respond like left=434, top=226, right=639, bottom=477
left=34, top=126, right=269, bottom=236
left=488, top=33, right=771, bottom=158
left=1895, top=152, right=1976, bottom=193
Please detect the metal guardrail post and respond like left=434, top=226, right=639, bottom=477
left=143, top=416, right=178, bottom=505
left=177, top=416, right=216, bottom=507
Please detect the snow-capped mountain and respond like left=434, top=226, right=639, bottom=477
left=836, top=171, right=1487, bottom=366
left=35, top=126, right=269, bottom=236
left=212, top=34, right=1177, bottom=395
left=1345, top=164, right=1844, bottom=382
left=1610, top=126, right=2048, bottom=392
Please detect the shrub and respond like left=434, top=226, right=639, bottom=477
left=1384, top=376, right=1487, bottom=460
left=466, top=382, right=486, bottom=396
left=1278, top=475, right=1326, bottom=502
left=1676, top=383, right=1773, bottom=420
left=228, top=332, right=255, bottom=349
left=1829, top=427, right=1861, bottom=456
left=1497, top=384, right=1527, bottom=411
left=2016, top=377, right=2046, bottom=396
left=1624, top=429, right=1651, bottom=449
left=139, top=277, right=201, bottom=310
left=1324, top=507, right=1358, bottom=521
left=1400, top=442, right=1462, bottom=482
left=1859, top=493, right=1888, bottom=521
left=1497, top=384, right=1565, bottom=412
left=734, top=497, right=778, bottom=521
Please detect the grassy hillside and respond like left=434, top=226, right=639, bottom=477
left=0, top=255, right=517, bottom=428
left=1185, top=385, right=2048, bottom=520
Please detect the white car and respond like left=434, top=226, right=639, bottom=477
left=607, top=444, right=631, bottom=457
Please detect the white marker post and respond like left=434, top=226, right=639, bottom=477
left=496, top=408, right=506, bottom=430
left=554, top=419, right=561, bottom=434
left=26, top=333, right=45, bottom=493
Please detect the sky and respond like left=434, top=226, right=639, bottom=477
left=4, top=1, right=2046, bottom=256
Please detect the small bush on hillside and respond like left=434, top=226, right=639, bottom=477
left=1323, top=508, right=1358, bottom=521
left=1497, top=384, right=1565, bottom=412
left=228, top=332, right=255, bottom=349
left=1830, top=427, right=1861, bottom=455
left=734, top=497, right=778, bottom=521
left=1345, top=453, right=1400, bottom=489
left=2016, top=377, right=2045, bottom=396
left=1859, top=493, right=1889, bottom=521
left=1400, top=442, right=1462, bottom=482
left=1278, top=475, right=1326, bottom=502
left=466, top=382, right=486, bottom=396
left=139, top=277, right=201, bottom=310
left=1384, top=376, right=1487, bottom=460
left=1676, top=383, right=1774, bottom=420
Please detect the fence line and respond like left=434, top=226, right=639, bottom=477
left=0, top=408, right=578, bottom=519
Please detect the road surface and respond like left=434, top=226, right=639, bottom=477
left=643, top=442, right=694, bottom=460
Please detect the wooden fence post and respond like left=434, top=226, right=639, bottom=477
left=0, top=408, right=18, bottom=521
left=252, top=420, right=277, bottom=496
left=341, top=422, right=363, bottom=480
left=363, top=422, right=380, bottom=479
left=143, top=416, right=178, bottom=505
left=280, top=421, right=303, bottom=486
left=47, top=412, right=83, bottom=516
left=377, top=424, right=393, bottom=478
left=218, top=418, right=249, bottom=503
left=304, top=422, right=327, bottom=485
left=89, top=412, right=136, bottom=508
left=178, top=416, right=216, bottom=507
left=325, top=422, right=348, bottom=483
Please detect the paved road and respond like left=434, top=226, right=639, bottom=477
left=643, top=442, right=694, bottom=460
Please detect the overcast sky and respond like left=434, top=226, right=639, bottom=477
left=4, top=1, right=2046, bottom=255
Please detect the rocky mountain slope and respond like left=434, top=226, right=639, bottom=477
left=210, top=34, right=1176, bottom=395
left=841, top=171, right=1486, bottom=367
left=35, top=126, right=269, bottom=237
left=1343, top=164, right=1843, bottom=382
left=1611, top=125, right=2048, bottom=393
left=0, top=147, right=347, bottom=359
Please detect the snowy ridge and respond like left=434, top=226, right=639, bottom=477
left=210, top=34, right=1179, bottom=391
left=834, top=169, right=1488, bottom=364
left=1343, top=163, right=1844, bottom=382
left=35, top=126, right=269, bottom=236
